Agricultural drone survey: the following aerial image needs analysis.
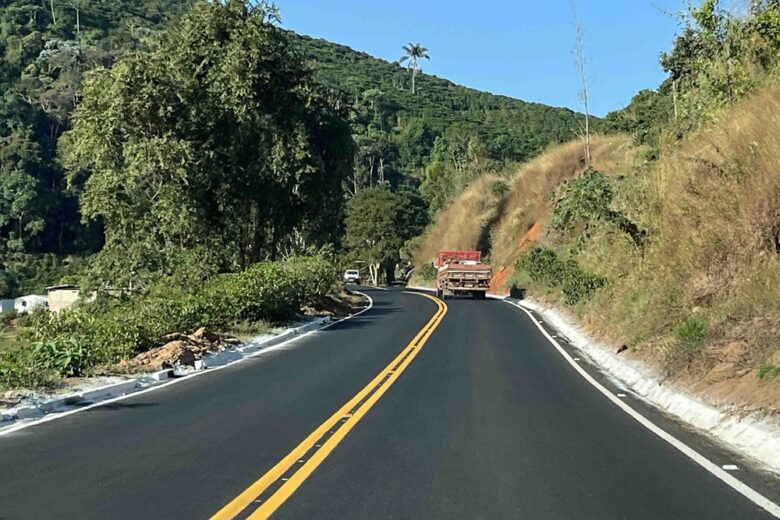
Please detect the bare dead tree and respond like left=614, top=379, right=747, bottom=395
left=571, top=0, right=592, bottom=169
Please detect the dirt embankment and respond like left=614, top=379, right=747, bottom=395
left=413, top=88, right=780, bottom=412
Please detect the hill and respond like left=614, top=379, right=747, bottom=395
left=291, top=33, right=592, bottom=165
left=411, top=1, right=780, bottom=410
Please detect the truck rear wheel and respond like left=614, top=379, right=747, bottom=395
left=436, top=288, right=443, bottom=299
left=472, top=291, right=486, bottom=300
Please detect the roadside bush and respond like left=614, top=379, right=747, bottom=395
left=29, top=339, right=91, bottom=378
left=0, top=255, right=338, bottom=389
left=0, top=349, right=59, bottom=389
left=758, top=363, right=780, bottom=381
left=417, top=263, right=438, bottom=282
left=0, top=311, right=18, bottom=330
left=675, top=314, right=709, bottom=349
left=518, top=247, right=607, bottom=305
left=552, top=170, right=645, bottom=249
left=560, top=259, right=608, bottom=306
left=663, top=314, right=710, bottom=371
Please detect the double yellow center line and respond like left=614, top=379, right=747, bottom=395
left=211, top=292, right=448, bottom=520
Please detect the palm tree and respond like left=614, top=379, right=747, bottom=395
left=399, top=43, right=429, bottom=95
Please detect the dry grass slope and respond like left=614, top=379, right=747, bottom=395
left=490, top=135, right=636, bottom=271
left=414, top=134, right=636, bottom=280
left=413, top=87, right=780, bottom=410
left=414, top=174, right=503, bottom=266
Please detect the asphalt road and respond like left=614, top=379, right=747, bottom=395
left=0, top=288, right=778, bottom=519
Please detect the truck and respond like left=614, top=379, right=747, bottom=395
left=435, top=250, right=492, bottom=299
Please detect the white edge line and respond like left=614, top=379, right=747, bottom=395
left=503, top=299, right=780, bottom=518
left=0, top=291, right=375, bottom=438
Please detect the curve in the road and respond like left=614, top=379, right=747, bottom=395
left=211, top=292, right=447, bottom=520
left=506, top=299, right=780, bottom=519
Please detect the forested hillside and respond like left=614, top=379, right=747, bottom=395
left=0, top=0, right=596, bottom=298
left=293, top=32, right=587, bottom=166
left=0, top=0, right=193, bottom=295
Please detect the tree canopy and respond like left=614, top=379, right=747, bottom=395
left=60, top=0, right=354, bottom=288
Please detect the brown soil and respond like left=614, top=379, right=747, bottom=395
left=302, top=290, right=368, bottom=319
left=117, top=327, right=241, bottom=371
left=489, top=221, right=543, bottom=295
left=490, top=267, right=513, bottom=296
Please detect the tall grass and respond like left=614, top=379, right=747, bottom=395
left=415, top=86, right=780, bottom=381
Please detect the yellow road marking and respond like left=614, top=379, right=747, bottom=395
left=210, top=293, right=447, bottom=520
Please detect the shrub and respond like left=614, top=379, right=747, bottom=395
left=1, top=255, right=338, bottom=389
left=560, top=260, right=608, bottom=305
left=519, top=247, right=567, bottom=286
left=0, top=311, right=18, bottom=330
left=758, top=363, right=780, bottom=381
left=675, top=314, right=709, bottom=349
left=518, top=247, right=607, bottom=305
left=551, top=170, right=645, bottom=248
left=29, top=339, right=91, bottom=378
left=490, top=179, right=510, bottom=198
left=417, top=263, right=438, bottom=282
left=663, top=314, right=710, bottom=370
left=0, top=349, right=59, bottom=389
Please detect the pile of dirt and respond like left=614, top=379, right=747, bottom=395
left=302, top=290, right=367, bottom=319
left=0, top=391, right=24, bottom=407
left=118, top=327, right=241, bottom=371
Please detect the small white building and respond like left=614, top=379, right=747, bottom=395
left=0, top=295, right=49, bottom=315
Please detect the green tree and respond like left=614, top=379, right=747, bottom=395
left=61, top=0, right=353, bottom=288
left=399, top=43, right=429, bottom=95
left=345, top=187, right=427, bottom=285
left=0, top=126, right=45, bottom=253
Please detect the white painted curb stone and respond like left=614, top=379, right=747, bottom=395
left=516, top=297, right=780, bottom=475
left=0, top=316, right=336, bottom=430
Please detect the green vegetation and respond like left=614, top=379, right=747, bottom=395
left=0, top=330, right=22, bottom=354
left=345, top=187, right=427, bottom=285
left=0, top=255, right=336, bottom=389
left=605, top=0, right=780, bottom=147
left=758, top=363, right=780, bottom=381
left=61, top=1, right=352, bottom=288
left=399, top=43, right=429, bottom=95
left=518, top=247, right=607, bottom=305
left=666, top=314, right=710, bottom=370
left=420, top=1, right=780, bottom=392
left=0, top=0, right=194, bottom=293
left=416, top=263, right=438, bottom=283
left=291, top=31, right=597, bottom=213
left=0, top=0, right=592, bottom=300
left=551, top=170, right=645, bottom=249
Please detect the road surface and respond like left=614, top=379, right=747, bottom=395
left=0, top=288, right=778, bottom=519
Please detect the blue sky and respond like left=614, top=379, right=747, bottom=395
left=275, top=0, right=685, bottom=116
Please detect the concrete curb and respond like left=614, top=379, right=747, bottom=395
left=0, top=317, right=332, bottom=429
left=515, top=297, right=780, bottom=474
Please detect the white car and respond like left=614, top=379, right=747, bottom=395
left=343, top=269, right=361, bottom=284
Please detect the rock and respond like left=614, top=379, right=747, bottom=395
left=132, top=340, right=198, bottom=370
left=616, top=345, right=628, bottom=354
left=1, top=390, right=25, bottom=405
left=161, top=332, right=191, bottom=343
left=118, top=328, right=242, bottom=372
left=191, top=327, right=221, bottom=344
